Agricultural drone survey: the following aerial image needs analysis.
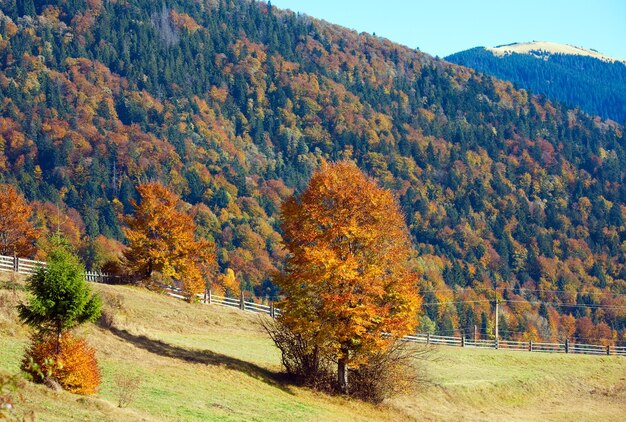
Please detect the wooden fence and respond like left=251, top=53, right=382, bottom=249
left=402, top=333, right=626, bottom=356
left=164, top=286, right=281, bottom=318
left=0, top=253, right=124, bottom=284
left=2, top=253, right=624, bottom=357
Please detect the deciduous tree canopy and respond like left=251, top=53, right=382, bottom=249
left=0, top=184, right=38, bottom=257
left=123, top=182, right=216, bottom=296
left=276, top=160, right=421, bottom=392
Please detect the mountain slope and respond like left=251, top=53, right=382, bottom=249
left=446, top=43, right=626, bottom=122
left=0, top=1, right=625, bottom=343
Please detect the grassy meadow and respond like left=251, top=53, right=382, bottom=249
left=1, top=272, right=625, bottom=421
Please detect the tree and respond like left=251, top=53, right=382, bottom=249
left=0, top=184, right=39, bottom=257
left=18, top=236, right=101, bottom=354
left=123, top=182, right=215, bottom=297
left=275, top=160, right=421, bottom=393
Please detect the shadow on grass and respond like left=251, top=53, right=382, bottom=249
left=108, top=327, right=294, bottom=394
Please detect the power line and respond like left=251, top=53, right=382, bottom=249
left=513, top=287, right=626, bottom=299
left=504, top=300, right=626, bottom=310
left=421, top=286, right=626, bottom=299
left=421, top=299, right=491, bottom=306
left=421, top=298, right=626, bottom=310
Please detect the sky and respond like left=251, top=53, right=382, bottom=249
left=268, top=0, right=626, bottom=60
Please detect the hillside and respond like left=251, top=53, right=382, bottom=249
left=487, top=41, right=626, bottom=64
left=446, top=43, right=626, bottom=122
left=0, top=1, right=625, bottom=344
left=2, top=276, right=626, bottom=421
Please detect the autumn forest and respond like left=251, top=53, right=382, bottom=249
left=1, top=0, right=625, bottom=347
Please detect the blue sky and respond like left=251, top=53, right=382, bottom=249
left=268, top=0, right=626, bottom=60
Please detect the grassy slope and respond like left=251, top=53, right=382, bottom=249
left=1, top=274, right=625, bottom=421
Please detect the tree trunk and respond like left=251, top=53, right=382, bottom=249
left=337, top=346, right=349, bottom=394
left=56, top=319, right=62, bottom=355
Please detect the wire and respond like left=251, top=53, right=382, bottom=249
left=421, top=286, right=626, bottom=299
left=421, top=299, right=492, bottom=306
left=504, top=300, right=626, bottom=310
left=420, top=296, right=626, bottom=310
left=512, top=287, right=626, bottom=298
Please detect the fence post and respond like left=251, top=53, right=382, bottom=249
left=529, top=340, right=533, bottom=352
left=565, top=339, right=569, bottom=354
left=208, top=288, right=212, bottom=304
left=461, top=336, right=465, bottom=347
left=495, top=338, right=499, bottom=350
left=240, top=291, right=245, bottom=310
left=270, top=302, right=275, bottom=319
left=426, top=333, right=430, bottom=345
left=13, top=256, right=19, bottom=273
left=607, top=345, right=611, bottom=356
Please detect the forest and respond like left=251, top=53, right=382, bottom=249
left=0, top=0, right=625, bottom=345
left=446, top=46, right=626, bottom=124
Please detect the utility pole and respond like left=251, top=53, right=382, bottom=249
left=494, top=285, right=499, bottom=341
left=495, top=300, right=499, bottom=341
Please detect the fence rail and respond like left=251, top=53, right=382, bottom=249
left=0, top=253, right=125, bottom=283
left=1, top=253, right=623, bottom=357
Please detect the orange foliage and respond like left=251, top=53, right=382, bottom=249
left=31, top=201, right=85, bottom=258
left=123, top=183, right=216, bottom=297
left=170, top=10, right=201, bottom=32
left=22, top=333, right=101, bottom=395
left=213, top=268, right=240, bottom=297
left=277, top=160, right=421, bottom=379
left=0, top=185, right=39, bottom=257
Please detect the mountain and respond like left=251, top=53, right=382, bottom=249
left=446, top=42, right=626, bottom=123
left=0, top=1, right=625, bottom=343
left=487, top=41, right=626, bottom=64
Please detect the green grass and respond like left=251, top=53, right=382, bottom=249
left=1, top=274, right=625, bottom=421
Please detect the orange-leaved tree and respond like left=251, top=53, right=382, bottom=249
left=276, top=160, right=421, bottom=393
left=123, top=182, right=215, bottom=297
left=0, top=184, right=39, bottom=257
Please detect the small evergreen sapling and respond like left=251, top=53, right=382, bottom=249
left=18, top=236, right=102, bottom=353
left=18, top=236, right=102, bottom=395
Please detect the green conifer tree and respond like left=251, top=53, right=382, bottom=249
left=18, top=236, right=102, bottom=354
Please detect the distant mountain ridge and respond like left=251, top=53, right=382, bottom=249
left=446, top=42, right=626, bottom=122
left=487, top=41, right=626, bottom=64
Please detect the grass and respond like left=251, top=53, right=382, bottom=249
left=1, top=272, right=625, bottom=421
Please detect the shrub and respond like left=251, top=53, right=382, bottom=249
left=97, top=291, right=125, bottom=329
left=261, top=318, right=333, bottom=389
left=21, top=333, right=101, bottom=395
left=263, top=317, right=434, bottom=403
left=114, top=373, right=142, bottom=408
left=349, top=341, right=433, bottom=403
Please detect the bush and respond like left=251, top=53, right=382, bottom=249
left=263, top=317, right=434, bottom=403
left=21, top=333, right=101, bottom=395
left=261, top=318, right=333, bottom=389
left=349, top=341, right=433, bottom=403
left=97, top=291, right=125, bottom=329
left=114, top=373, right=142, bottom=408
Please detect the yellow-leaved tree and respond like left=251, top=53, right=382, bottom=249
left=123, top=182, right=215, bottom=298
left=0, top=184, right=39, bottom=257
left=276, top=160, right=421, bottom=393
